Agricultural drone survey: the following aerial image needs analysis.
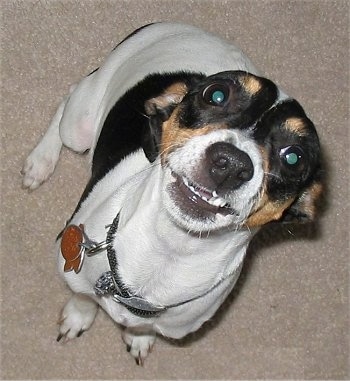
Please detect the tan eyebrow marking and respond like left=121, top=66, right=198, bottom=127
left=239, top=75, right=262, bottom=95
left=284, top=117, right=308, bottom=136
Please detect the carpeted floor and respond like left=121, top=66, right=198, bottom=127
left=1, top=0, right=349, bottom=379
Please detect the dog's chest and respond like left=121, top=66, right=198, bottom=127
left=57, top=150, right=253, bottom=336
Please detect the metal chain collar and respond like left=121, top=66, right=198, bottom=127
left=80, top=212, right=239, bottom=318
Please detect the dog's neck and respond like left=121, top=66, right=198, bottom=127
left=116, top=212, right=252, bottom=307
left=77, top=151, right=255, bottom=308
left=106, top=155, right=255, bottom=307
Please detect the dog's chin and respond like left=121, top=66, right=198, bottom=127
left=163, top=171, right=244, bottom=233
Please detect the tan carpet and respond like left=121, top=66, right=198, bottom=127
left=1, top=0, right=349, bottom=379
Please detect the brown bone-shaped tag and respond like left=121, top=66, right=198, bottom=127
left=61, top=224, right=85, bottom=273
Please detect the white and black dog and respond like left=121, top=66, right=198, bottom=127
left=22, top=22, right=323, bottom=365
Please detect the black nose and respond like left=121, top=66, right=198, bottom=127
left=206, top=142, right=254, bottom=192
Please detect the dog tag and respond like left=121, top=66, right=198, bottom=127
left=61, top=224, right=85, bottom=273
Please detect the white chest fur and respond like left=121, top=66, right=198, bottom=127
left=57, top=150, right=254, bottom=338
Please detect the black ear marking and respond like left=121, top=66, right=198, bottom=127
left=142, top=116, right=163, bottom=163
left=143, top=83, right=189, bottom=162
left=279, top=180, right=323, bottom=224
left=280, top=200, right=312, bottom=223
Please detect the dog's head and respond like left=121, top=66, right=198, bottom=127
left=144, top=71, right=322, bottom=232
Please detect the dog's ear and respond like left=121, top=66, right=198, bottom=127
left=279, top=180, right=323, bottom=223
left=145, top=88, right=187, bottom=119
left=143, top=83, right=188, bottom=162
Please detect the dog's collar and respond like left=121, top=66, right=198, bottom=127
left=93, top=213, right=168, bottom=317
left=61, top=212, right=240, bottom=318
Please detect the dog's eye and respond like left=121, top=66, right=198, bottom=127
left=279, top=145, right=305, bottom=169
left=202, top=83, right=230, bottom=106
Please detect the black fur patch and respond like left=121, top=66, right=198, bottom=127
left=254, top=99, right=321, bottom=201
left=177, top=71, right=278, bottom=130
left=75, top=72, right=204, bottom=209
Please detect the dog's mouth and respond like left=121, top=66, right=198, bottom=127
left=169, top=172, right=235, bottom=217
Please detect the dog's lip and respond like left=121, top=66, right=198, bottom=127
left=170, top=171, right=235, bottom=216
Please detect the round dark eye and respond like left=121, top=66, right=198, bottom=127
left=279, top=145, right=305, bottom=168
left=202, top=83, right=230, bottom=106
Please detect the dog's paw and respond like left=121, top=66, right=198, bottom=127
left=57, top=295, right=98, bottom=342
left=22, top=146, right=60, bottom=190
left=122, top=328, right=156, bottom=366
left=21, top=134, right=62, bottom=190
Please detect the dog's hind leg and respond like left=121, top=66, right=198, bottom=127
left=57, top=293, right=98, bottom=342
left=122, top=327, right=156, bottom=366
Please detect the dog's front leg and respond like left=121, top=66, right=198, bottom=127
left=122, top=326, right=156, bottom=366
left=21, top=79, right=89, bottom=189
left=21, top=94, right=68, bottom=190
left=57, top=293, right=99, bottom=342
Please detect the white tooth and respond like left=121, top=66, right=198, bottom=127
left=201, top=196, right=208, bottom=202
left=189, top=185, right=196, bottom=192
left=208, top=198, right=222, bottom=207
left=207, top=197, right=229, bottom=207
left=183, top=177, right=189, bottom=186
left=212, top=190, right=218, bottom=198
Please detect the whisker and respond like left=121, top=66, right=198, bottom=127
left=158, top=142, right=183, bottom=158
left=264, top=171, right=282, bottom=181
left=285, top=227, right=295, bottom=236
left=134, top=107, right=150, bottom=120
left=131, top=159, right=162, bottom=178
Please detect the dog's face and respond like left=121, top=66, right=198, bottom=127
left=145, top=71, right=322, bottom=232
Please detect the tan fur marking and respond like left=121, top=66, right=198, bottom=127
left=246, top=197, right=295, bottom=227
left=258, top=145, right=269, bottom=174
left=240, top=75, right=262, bottom=95
left=165, top=82, right=188, bottom=95
left=145, top=82, right=188, bottom=115
left=285, top=117, right=308, bottom=136
left=297, top=181, right=323, bottom=219
left=160, top=109, right=226, bottom=161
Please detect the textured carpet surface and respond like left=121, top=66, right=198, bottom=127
left=1, top=0, right=349, bottom=379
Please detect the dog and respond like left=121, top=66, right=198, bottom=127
left=22, top=22, right=323, bottom=365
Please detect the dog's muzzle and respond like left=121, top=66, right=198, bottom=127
left=164, top=130, right=264, bottom=231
